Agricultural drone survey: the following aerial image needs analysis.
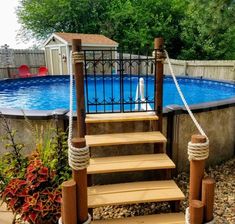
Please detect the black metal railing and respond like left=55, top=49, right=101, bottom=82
left=83, top=49, right=156, bottom=114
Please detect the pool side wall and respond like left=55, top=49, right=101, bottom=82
left=0, top=100, right=234, bottom=173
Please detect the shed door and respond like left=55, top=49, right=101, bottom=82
left=51, top=48, right=61, bottom=75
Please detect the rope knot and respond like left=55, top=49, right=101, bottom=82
left=187, top=139, right=209, bottom=161
left=72, top=51, right=84, bottom=64
left=68, top=142, right=90, bottom=171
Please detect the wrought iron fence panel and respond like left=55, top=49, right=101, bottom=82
left=83, top=49, right=155, bottom=113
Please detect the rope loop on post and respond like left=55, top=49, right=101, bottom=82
left=68, top=143, right=90, bottom=171
left=72, top=51, right=84, bottom=64
left=188, top=139, right=209, bottom=161
left=59, top=214, right=92, bottom=224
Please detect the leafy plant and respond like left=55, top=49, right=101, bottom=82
left=35, top=119, right=71, bottom=186
left=1, top=157, right=61, bottom=224
left=0, top=115, right=70, bottom=223
left=0, top=114, right=28, bottom=191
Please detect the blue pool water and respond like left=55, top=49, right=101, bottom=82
left=0, top=75, right=234, bottom=112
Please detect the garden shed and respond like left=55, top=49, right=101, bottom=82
left=43, top=32, right=119, bottom=75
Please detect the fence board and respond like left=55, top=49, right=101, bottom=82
left=164, top=59, right=235, bottom=81
left=0, top=49, right=45, bottom=79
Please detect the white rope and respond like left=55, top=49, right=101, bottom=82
left=59, top=214, right=92, bottom=224
left=68, top=51, right=90, bottom=171
left=164, top=50, right=209, bottom=161
left=164, top=51, right=207, bottom=137
left=185, top=207, right=215, bottom=224
left=188, top=141, right=209, bottom=160
left=185, top=207, right=190, bottom=224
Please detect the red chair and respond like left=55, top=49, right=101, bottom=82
left=38, top=66, right=48, bottom=76
left=17, top=64, right=33, bottom=78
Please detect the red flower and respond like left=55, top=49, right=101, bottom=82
left=38, top=167, right=48, bottom=176
left=38, top=176, right=48, bottom=183
left=24, top=192, right=39, bottom=206
left=27, top=163, right=37, bottom=173
left=26, top=173, right=37, bottom=182
left=8, top=198, right=17, bottom=208
left=22, top=202, right=30, bottom=212
left=29, top=212, right=38, bottom=223
left=33, top=201, right=43, bottom=211
left=2, top=179, right=27, bottom=198
left=55, top=195, right=62, bottom=203
left=17, top=188, right=29, bottom=197
left=41, top=189, right=51, bottom=195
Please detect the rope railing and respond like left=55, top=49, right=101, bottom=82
left=164, top=50, right=214, bottom=224
left=164, top=50, right=209, bottom=161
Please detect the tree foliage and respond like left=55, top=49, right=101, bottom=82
left=180, top=0, right=235, bottom=59
left=17, top=0, right=235, bottom=59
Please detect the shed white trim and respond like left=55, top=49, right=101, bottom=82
left=66, top=44, right=70, bottom=74
left=43, top=33, right=68, bottom=46
left=45, top=44, right=67, bottom=48
left=58, top=47, right=63, bottom=75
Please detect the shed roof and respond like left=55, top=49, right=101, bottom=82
left=45, top=32, right=118, bottom=47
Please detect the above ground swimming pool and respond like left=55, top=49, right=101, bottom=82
left=0, top=75, right=234, bottom=112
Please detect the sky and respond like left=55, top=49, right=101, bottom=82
left=0, top=0, right=35, bottom=49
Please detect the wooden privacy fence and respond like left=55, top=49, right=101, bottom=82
left=163, top=59, right=235, bottom=81
left=0, top=49, right=45, bottom=79
left=119, top=55, right=235, bottom=81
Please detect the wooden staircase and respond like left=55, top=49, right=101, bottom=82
left=85, top=112, right=185, bottom=224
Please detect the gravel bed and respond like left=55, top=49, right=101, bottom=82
left=93, top=157, right=235, bottom=223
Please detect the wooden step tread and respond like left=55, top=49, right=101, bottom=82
left=88, top=180, right=184, bottom=208
left=88, top=154, right=175, bottom=174
left=86, top=131, right=166, bottom=147
left=92, top=213, right=185, bottom=224
left=86, top=112, right=158, bottom=123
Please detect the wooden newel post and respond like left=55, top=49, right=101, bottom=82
left=189, top=134, right=206, bottom=202
left=72, top=39, right=86, bottom=138
left=202, top=177, right=215, bottom=223
left=190, top=200, right=204, bottom=224
left=154, top=37, right=164, bottom=132
left=71, top=39, right=88, bottom=224
left=72, top=138, right=88, bottom=224
left=62, top=180, right=77, bottom=224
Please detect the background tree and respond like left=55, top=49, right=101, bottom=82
left=179, top=0, right=235, bottom=59
left=17, top=0, right=109, bottom=39
left=100, top=0, right=185, bottom=57
left=17, top=0, right=235, bottom=59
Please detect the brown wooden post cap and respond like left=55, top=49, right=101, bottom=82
left=72, top=39, right=82, bottom=52
left=190, top=200, right=204, bottom=224
left=202, top=177, right=215, bottom=222
left=61, top=180, right=77, bottom=224
left=71, top=137, right=86, bottom=148
left=62, top=179, right=76, bottom=187
left=191, top=134, right=207, bottom=143
left=154, top=37, right=164, bottom=49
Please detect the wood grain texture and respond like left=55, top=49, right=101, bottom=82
left=85, top=131, right=166, bottom=147
left=87, top=153, right=175, bottom=174
left=88, top=180, right=185, bottom=208
left=86, top=112, right=158, bottom=123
